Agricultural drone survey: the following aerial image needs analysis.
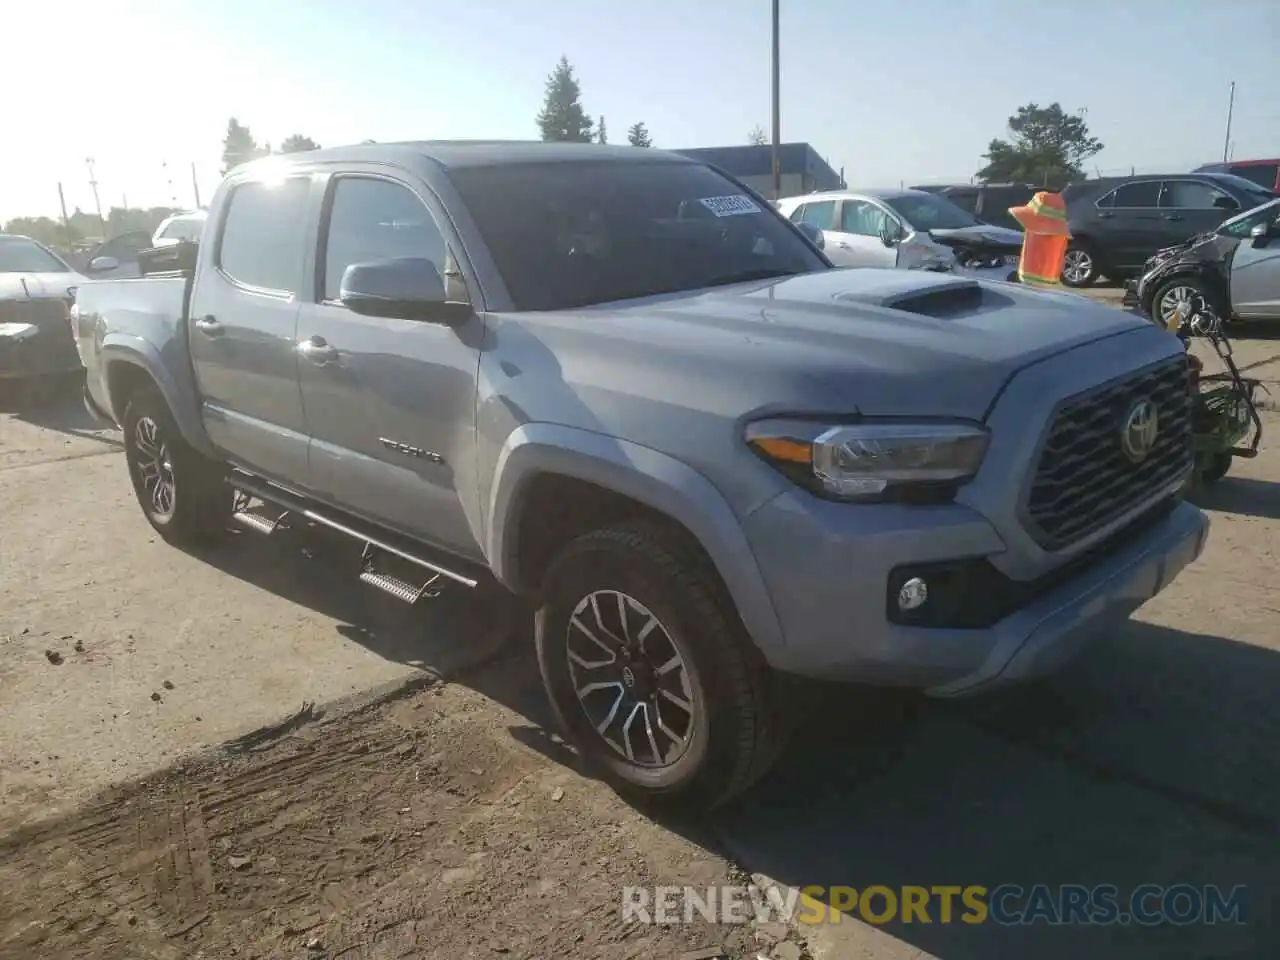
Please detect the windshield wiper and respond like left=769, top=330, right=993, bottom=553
left=704, top=268, right=799, bottom=289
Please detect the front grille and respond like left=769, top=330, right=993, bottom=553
left=1025, top=355, right=1192, bottom=551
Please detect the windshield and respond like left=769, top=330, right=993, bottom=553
left=447, top=160, right=828, bottom=310
left=882, top=192, right=982, bottom=231
left=1221, top=198, right=1280, bottom=238
left=0, top=236, right=72, bottom=273
left=157, top=217, right=205, bottom=243
left=1215, top=174, right=1276, bottom=207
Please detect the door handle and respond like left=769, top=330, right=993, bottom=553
left=1097, top=212, right=1114, bottom=219
left=193, top=315, right=224, bottom=336
left=836, top=241, right=852, bottom=248
left=1162, top=214, right=1183, bottom=221
left=297, top=335, right=338, bottom=364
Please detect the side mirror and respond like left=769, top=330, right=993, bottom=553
left=339, top=257, right=471, bottom=324
left=1250, top=222, right=1271, bottom=246
left=87, top=255, right=120, bottom=273
left=879, top=222, right=901, bottom=247
left=795, top=221, right=824, bottom=250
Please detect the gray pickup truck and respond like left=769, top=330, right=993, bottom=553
left=74, top=141, right=1209, bottom=809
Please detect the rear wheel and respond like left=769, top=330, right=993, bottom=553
left=1061, top=243, right=1100, bottom=287
left=123, top=385, right=232, bottom=545
left=535, top=521, right=788, bottom=811
left=1153, top=278, right=1225, bottom=336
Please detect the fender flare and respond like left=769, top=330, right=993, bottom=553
left=101, top=335, right=217, bottom=457
left=486, top=423, right=786, bottom=656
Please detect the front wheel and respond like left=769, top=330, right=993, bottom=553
left=534, top=521, right=788, bottom=811
left=1061, top=243, right=1100, bottom=287
left=123, top=385, right=232, bottom=545
left=1152, top=278, right=1225, bottom=336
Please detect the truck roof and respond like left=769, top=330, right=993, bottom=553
left=238, top=140, right=692, bottom=172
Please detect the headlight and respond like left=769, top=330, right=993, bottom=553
left=746, top=419, right=989, bottom=503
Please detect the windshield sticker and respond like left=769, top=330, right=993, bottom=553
left=699, top=195, right=761, bottom=217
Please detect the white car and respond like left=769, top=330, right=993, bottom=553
left=778, top=188, right=1023, bottom=276
left=151, top=210, right=207, bottom=246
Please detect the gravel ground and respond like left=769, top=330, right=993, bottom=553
left=2, top=361, right=1279, bottom=959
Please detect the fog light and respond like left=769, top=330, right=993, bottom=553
left=897, top=577, right=929, bottom=612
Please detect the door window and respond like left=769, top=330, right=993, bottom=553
left=792, top=200, right=836, bottom=231
left=321, top=177, right=448, bottom=302
left=840, top=199, right=893, bottom=237
left=217, top=178, right=310, bottom=293
left=1103, top=181, right=1161, bottom=208
left=1159, top=180, right=1236, bottom=210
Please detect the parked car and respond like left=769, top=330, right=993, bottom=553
left=1193, top=158, right=1280, bottom=192
left=777, top=188, right=1022, bottom=272
left=74, top=142, right=1208, bottom=809
left=1126, top=197, right=1280, bottom=327
left=911, top=182, right=1041, bottom=233
left=0, top=234, right=84, bottom=385
left=152, top=210, right=207, bottom=247
left=72, top=230, right=154, bottom=281
left=1058, top=173, right=1276, bottom=287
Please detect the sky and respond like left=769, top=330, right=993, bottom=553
left=4, top=0, right=1278, bottom=224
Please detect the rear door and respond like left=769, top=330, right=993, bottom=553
left=188, top=174, right=314, bottom=481
left=1094, top=180, right=1164, bottom=267
left=294, top=167, right=486, bottom=560
left=830, top=198, right=899, bottom=268
left=787, top=200, right=849, bottom=264
left=1158, top=179, right=1241, bottom=242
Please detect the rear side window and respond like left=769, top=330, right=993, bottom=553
left=217, top=178, right=310, bottom=293
left=1103, top=181, right=1161, bottom=208
left=792, top=200, right=836, bottom=230
left=322, top=177, right=447, bottom=302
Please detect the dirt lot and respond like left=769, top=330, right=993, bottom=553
left=3, top=344, right=1280, bottom=960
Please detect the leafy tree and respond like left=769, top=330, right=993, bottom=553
left=280, top=134, right=321, bottom=153
left=747, top=125, right=768, bottom=146
left=221, top=117, right=267, bottom=174
left=626, top=122, right=653, bottom=148
left=977, top=102, right=1103, bottom=187
left=596, top=116, right=608, bottom=145
left=2, top=216, right=66, bottom=248
left=535, top=56, right=594, bottom=142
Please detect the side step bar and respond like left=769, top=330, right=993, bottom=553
left=227, top=471, right=479, bottom=603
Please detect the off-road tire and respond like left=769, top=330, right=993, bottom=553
left=122, top=385, right=232, bottom=545
left=535, top=520, right=790, bottom=811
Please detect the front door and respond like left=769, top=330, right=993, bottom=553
left=830, top=199, right=899, bottom=268
left=188, top=175, right=313, bottom=481
left=1230, top=207, right=1280, bottom=319
left=1158, top=179, right=1242, bottom=247
left=294, top=170, right=485, bottom=560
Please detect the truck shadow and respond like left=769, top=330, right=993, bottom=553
left=1189, top=476, right=1280, bottom=520
left=0, top=380, right=122, bottom=449
left=195, top=519, right=1277, bottom=959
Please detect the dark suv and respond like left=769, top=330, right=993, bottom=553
left=911, top=182, right=1041, bottom=232
left=1058, top=173, right=1275, bottom=287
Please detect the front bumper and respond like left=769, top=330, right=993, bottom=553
left=0, top=300, right=82, bottom=380
left=743, top=493, right=1208, bottom=696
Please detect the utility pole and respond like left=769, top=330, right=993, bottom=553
left=85, top=157, right=105, bottom=234
left=1222, top=81, right=1236, bottom=163
left=191, top=162, right=202, bottom=209
left=770, top=0, right=781, bottom=202
left=57, top=182, right=71, bottom=246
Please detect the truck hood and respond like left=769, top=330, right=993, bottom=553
left=0, top=271, right=84, bottom=301
left=558, top=269, right=1151, bottom=422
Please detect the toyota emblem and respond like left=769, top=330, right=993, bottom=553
left=1120, top=399, right=1159, bottom=463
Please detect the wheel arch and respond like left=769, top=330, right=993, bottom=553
left=101, top=336, right=216, bottom=457
left=486, top=424, right=786, bottom=657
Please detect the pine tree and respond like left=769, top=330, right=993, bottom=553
left=626, top=122, right=653, bottom=148
left=221, top=118, right=262, bottom=174
left=597, top=116, right=608, bottom=144
left=535, top=56, right=594, bottom=143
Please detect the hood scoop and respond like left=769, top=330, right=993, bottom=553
left=835, top=275, right=992, bottom=319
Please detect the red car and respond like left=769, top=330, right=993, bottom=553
left=1194, top=158, right=1280, bottom=191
